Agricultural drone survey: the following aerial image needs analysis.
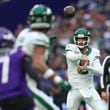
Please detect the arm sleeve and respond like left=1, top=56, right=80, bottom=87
left=65, top=44, right=82, bottom=61
left=66, top=51, right=82, bottom=61
left=100, top=56, right=110, bottom=91
left=22, top=55, right=40, bottom=83
left=87, top=50, right=103, bottom=76
left=87, top=57, right=103, bottom=76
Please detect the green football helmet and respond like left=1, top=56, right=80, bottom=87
left=73, top=28, right=91, bottom=48
left=27, top=4, right=54, bottom=29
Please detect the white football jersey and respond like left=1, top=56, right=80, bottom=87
left=15, top=28, right=50, bottom=61
left=65, top=43, right=102, bottom=89
left=15, top=29, right=61, bottom=110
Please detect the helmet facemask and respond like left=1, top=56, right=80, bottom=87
left=73, top=28, right=91, bottom=48
left=74, top=35, right=90, bottom=48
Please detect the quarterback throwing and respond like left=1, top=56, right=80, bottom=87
left=65, top=28, right=107, bottom=110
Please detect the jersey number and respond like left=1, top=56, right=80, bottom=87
left=0, top=56, right=10, bottom=84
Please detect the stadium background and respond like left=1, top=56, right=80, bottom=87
left=0, top=0, right=77, bottom=31
left=0, top=0, right=110, bottom=109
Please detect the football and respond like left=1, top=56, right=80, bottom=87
left=63, top=5, right=75, bottom=18
left=79, top=59, right=89, bottom=66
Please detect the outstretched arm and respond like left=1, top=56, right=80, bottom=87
left=30, top=46, right=71, bottom=92
left=87, top=50, right=103, bottom=76
left=65, top=44, right=83, bottom=61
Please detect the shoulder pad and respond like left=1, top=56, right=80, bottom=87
left=65, top=44, right=77, bottom=51
left=31, top=32, right=50, bottom=47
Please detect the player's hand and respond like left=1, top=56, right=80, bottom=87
left=80, top=55, right=89, bottom=66
left=77, top=65, right=87, bottom=74
left=58, top=80, right=71, bottom=92
left=101, top=91, right=108, bottom=101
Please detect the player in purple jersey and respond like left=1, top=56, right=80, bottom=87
left=0, top=27, right=39, bottom=110
left=0, top=27, right=15, bottom=55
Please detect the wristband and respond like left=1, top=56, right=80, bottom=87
left=43, top=68, right=54, bottom=79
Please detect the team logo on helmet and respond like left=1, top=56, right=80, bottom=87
left=28, top=4, right=54, bottom=29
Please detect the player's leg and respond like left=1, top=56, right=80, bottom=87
left=85, top=87, right=107, bottom=110
left=27, top=76, right=60, bottom=110
left=32, top=89, right=60, bottom=110
left=67, top=89, right=82, bottom=110
left=0, top=96, right=35, bottom=110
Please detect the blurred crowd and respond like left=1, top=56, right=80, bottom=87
left=2, top=0, right=110, bottom=109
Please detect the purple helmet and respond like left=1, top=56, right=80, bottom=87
left=0, top=27, right=15, bottom=54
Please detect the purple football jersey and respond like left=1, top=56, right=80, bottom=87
left=0, top=49, right=31, bottom=100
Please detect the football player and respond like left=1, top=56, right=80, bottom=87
left=101, top=56, right=110, bottom=110
left=15, top=4, right=71, bottom=110
left=0, top=27, right=38, bottom=110
left=65, top=28, right=107, bottom=110
left=0, top=27, right=15, bottom=55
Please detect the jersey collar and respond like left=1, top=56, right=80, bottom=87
left=79, top=47, right=92, bottom=56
